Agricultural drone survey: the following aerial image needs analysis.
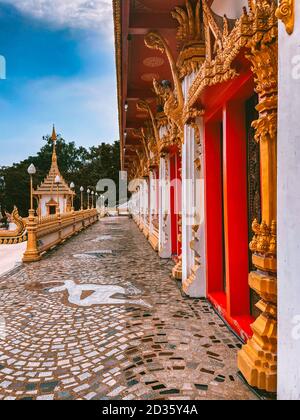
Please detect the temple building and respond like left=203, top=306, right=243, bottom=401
left=114, top=0, right=300, bottom=399
left=33, top=126, right=75, bottom=217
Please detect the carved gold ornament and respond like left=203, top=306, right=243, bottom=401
left=276, top=0, right=295, bottom=35
left=250, top=219, right=277, bottom=258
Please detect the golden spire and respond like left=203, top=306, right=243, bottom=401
left=51, top=124, right=58, bottom=165
left=51, top=124, right=57, bottom=143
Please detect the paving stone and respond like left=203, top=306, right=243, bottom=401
left=0, top=218, right=256, bottom=401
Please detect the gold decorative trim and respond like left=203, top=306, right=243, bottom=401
left=276, top=0, right=295, bottom=34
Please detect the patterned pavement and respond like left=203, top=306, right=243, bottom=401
left=0, top=217, right=256, bottom=400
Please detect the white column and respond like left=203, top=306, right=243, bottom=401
left=189, top=117, right=207, bottom=297
left=142, top=178, right=149, bottom=236
left=278, top=6, right=300, bottom=400
left=181, top=73, right=206, bottom=297
left=182, top=124, right=196, bottom=281
left=141, top=180, right=145, bottom=229
left=159, top=155, right=172, bottom=258
left=149, top=171, right=156, bottom=237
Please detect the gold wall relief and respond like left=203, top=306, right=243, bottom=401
left=276, top=0, right=295, bottom=35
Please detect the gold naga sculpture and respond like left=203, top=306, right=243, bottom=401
left=136, top=101, right=161, bottom=150
left=0, top=206, right=27, bottom=245
left=136, top=101, right=163, bottom=161
left=276, top=0, right=294, bottom=35
left=144, top=0, right=206, bottom=145
left=144, top=31, right=185, bottom=143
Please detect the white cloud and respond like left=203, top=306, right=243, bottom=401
left=0, top=0, right=113, bottom=36
left=0, top=75, right=119, bottom=165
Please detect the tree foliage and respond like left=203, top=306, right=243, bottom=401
left=0, top=136, right=121, bottom=217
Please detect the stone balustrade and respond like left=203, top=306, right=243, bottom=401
left=23, top=209, right=98, bottom=263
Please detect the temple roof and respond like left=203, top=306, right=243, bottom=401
left=33, top=126, right=75, bottom=197
left=113, top=0, right=213, bottom=170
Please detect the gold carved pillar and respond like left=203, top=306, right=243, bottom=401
left=238, top=33, right=278, bottom=393
left=276, top=0, right=295, bottom=34
left=23, top=210, right=41, bottom=263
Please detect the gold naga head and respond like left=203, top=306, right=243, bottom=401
left=136, top=100, right=149, bottom=114
left=144, top=31, right=165, bottom=53
left=153, top=79, right=172, bottom=100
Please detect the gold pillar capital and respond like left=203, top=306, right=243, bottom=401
left=23, top=210, right=41, bottom=263
left=276, top=0, right=295, bottom=35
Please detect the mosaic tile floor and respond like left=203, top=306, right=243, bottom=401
left=0, top=217, right=256, bottom=400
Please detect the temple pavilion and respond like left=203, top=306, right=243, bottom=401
left=33, top=126, right=75, bottom=217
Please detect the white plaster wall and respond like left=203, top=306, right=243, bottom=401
left=40, top=195, right=67, bottom=217
left=278, top=5, right=300, bottom=400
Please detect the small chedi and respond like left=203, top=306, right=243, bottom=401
left=33, top=126, right=75, bottom=217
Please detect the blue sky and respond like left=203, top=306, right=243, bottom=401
left=0, top=0, right=118, bottom=166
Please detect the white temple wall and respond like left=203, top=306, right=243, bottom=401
left=278, top=5, right=300, bottom=400
left=158, top=155, right=172, bottom=258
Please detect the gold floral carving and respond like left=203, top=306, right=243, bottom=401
left=276, top=0, right=295, bottom=34
left=250, top=219, right=277, bottom=259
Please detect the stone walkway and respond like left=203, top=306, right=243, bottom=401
left=0, top=217, right=256, bottom=400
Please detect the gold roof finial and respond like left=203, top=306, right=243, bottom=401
left=51, top=125, right=58, bottom=164
left=51, top=124, right=57, bottom=143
